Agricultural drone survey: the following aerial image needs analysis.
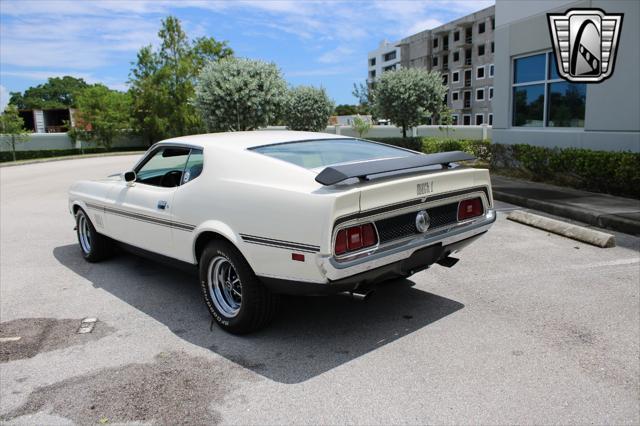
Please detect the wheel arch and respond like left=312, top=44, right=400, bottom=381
left=193, top=221, right=247, bottom=265
left=70, top=200, right=89, bottom=215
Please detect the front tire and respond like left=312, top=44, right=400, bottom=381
left=75, top=208, right=113, bottom=262
left=199, top=241, right=279, bottom=334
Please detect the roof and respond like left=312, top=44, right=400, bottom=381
left=160, top=130, right=353, bottom=150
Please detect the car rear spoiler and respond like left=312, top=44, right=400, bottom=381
left=315, top=151, right=475, bottom=186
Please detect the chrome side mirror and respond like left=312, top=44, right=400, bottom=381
left=124, top=171, right=136, bottom=186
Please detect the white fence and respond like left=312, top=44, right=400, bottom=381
left=1, top=125, right=491, bottom=152
left=268, top=125, right=491, bottom=140
left=0, top=133, right=144, bottom=152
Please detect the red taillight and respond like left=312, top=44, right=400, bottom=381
left=361, top=223, right=376, bottom=247
left=347, top=227, right=363, bottom=250
left=458, top=198, right=483, bottom=221
left=335, top=229, right=348, bottom=255
left=335, top=223, right=377, bottom=256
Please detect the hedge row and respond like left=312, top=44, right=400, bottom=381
left=409, top=137, right=639, bottom=199
left=367, top=137, right=423, bottom=152
left=490, top=144, right=640, bottom=199
left=0, top=147, right=147, bottom=163
left=422, top=137, right=492, bottom=163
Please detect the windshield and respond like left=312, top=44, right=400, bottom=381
left=251, top=138, right=415, bottom=169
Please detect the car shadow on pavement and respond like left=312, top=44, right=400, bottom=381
left=53, top=244, right=464, bottom=384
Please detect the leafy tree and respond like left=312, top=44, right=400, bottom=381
left=334, top=104, right=358, bottom=116
left=194, top=58, right=288, bottom=131
left=0, top=105, right=31, bottom=161
left=351, top=114, right=371, bottom=138
left=437, top=106, right=456, bottom=138
left=282, top=86, right=334, bottom=132
left=373, top=68, right=447, bottom=138
left=69, top=85, right=132, bottom=150
left=352, top=82, right=374, bottom=116
left=128, top=16, right=232, bottom=145
left=9, top=76, right=89, bottom=109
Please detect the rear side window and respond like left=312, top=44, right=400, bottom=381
left=182, top=149, right=204, bottom=184
left=251, top=139, right=414, bottom=169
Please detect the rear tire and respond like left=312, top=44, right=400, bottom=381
left=199, top=240, right=279, bottom=334
left=75, top=208, right=113, bottom=262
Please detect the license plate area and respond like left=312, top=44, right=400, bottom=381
left=401, top=243, right=444, bottom=272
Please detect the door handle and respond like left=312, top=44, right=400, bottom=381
left=157, top=200, right=168, bottom=210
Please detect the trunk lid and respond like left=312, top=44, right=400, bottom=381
left=358, top=167, right=492, bottom=212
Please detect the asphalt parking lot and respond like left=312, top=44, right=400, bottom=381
left=1, top=155, right=639, bottom=425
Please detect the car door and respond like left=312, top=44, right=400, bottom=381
left=105, top=146, right=191, bottom=258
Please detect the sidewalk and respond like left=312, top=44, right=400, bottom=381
left=491, top=175, right=640, bottom=236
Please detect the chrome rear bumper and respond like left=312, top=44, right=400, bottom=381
left=318, top=209, right=496, bottom=281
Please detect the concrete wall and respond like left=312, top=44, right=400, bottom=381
left=0, top=133, right=145, bottom=152
left=2, top=126, right=491, bottom=152
left=266, top=125, right=491, bottom=140
left=493, top=0, right=640, bottom=152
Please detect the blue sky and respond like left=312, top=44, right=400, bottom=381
left=0, top=0, right=493, bottom=109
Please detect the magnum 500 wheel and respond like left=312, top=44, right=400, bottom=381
left=199, top=241, right=279, bottom=334
left=75, top=208, right=113, bottom=262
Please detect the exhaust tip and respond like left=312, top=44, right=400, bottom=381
left=350, top=290, right=374, bottom=301
left=338, top=290, right=374, bottom=301
left=437, top=256, right=459, bottom=268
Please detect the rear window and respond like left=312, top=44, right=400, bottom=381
left=251, top=139, right=414, bottom=169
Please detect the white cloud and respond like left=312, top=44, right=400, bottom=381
left=1, top=70, right=93, bottom=81
left=318, top=46, right=355, bottom=64
left=405, top=18, right=445, bottom=36
left=0, top=85, right=9, bottom=111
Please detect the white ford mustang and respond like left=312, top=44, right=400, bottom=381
left=69, top=131, right=495, bottom=333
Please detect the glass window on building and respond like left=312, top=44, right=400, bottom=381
left=433, top=38, right=439, bottom=48
left=432, top=56, right=438, bottom=67
left=512, top=52, right=586, bottom=127
left=478, top=44, right=485, bottom=56
left=548, top=82, right=586, bottom=127
left=453, top=51, right=459, bottom=62
left=454, top=31, right=460, bottom=42
left=479, top=22, right=485, bottom=34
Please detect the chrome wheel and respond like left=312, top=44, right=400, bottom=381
left=207, top=256, right=242, bottom=317
left=78, top=214, right=92, bottom=254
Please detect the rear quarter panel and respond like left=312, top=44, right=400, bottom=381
left=170, top=147, right=359, bottom=283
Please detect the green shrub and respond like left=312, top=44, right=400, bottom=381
left=283, top=85, right=334, bottom=132
left=366, top=137, right=423, bottom=152
left=422, top=137, right=492, bottom=162
left=0, top=147, right=147, bottom=163
left=490, top=143, right=640, bottom=199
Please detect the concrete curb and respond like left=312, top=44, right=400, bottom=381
left=507, top=210, right=616, bottom=248
left=0, top=151, right=145, bottom=168
left=493, top=190, right=640, bottom=236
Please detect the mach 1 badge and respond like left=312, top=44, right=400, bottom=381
left=547, top=8, right=623, bottom=83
